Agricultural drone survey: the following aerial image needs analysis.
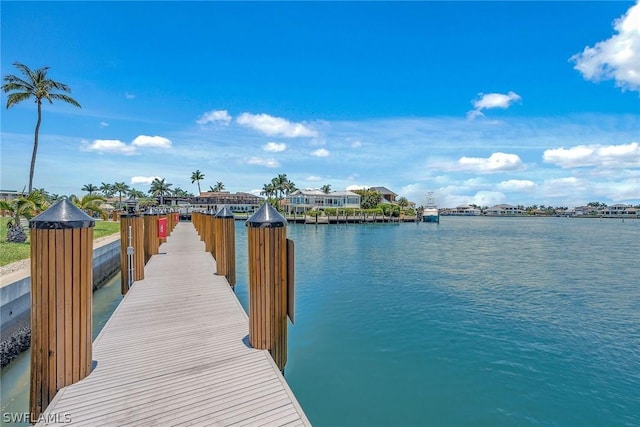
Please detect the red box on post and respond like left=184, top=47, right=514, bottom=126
left=158, top=217, right=167, bottom=238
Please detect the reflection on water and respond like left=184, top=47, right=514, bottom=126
left=1, top=273, right=123, bottom=425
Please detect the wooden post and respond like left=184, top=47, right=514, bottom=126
left=206, top=211, right=216, bottom=258
left=29, top=199, right=95, bottom=420
left=215, top=207, right=236, bottom=287
left=247, top=204, right=293, bottom=372
left=143, top=211, right=159, bottom=264
left=119, top=214, right=145, bottom=295
left=166, top=210, right=174, bottom=236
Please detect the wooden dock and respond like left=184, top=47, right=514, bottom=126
left=37, top=222, right=310, bottom=426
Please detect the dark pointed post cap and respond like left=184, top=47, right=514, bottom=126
left=30, top=198, right=95, bottom=229
left=246, top=203, right=287, bottom=228
left=215, top=206, right=235, bottom=218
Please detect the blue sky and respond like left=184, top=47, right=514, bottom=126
left=2, top=1, right=639, bottom=208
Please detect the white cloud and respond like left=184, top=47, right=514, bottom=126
left=541, top=177, right=585, bottom=198
left=263, top=142, right=287, bottom=152
left=350, top=140, right=362, bottom=148
left=196, top=110, right=232, bottom=125
left=131, top=176, right=160, bottom=185
left=543, top=142, right=640, bottom=169
left=467, top=91, right=522, bottom=118
left=311, top=148, right=330, bottom=157
left=471, top=191, right=507, bottom=207
left=570, top=1, right=640, bottom=92
left=125, top=92, right=136, bottom=99
left=305, top=176, right=322, bottom=182
left=84, top=139, right=136, bottom=155
left=497, top=179, right=537, bottom=192
left=247, top=157, right=280, bottom=168
left=236, top=113, right=318, bottom=137
left=83, top=135, right=171, bottom=155
left=132, top=135, right=172, bottom=148
left=346, top=184, right=370, bottom=191
left=457, top=152, right=524, bottom=173
left=99, top=121, right=109, bottom=128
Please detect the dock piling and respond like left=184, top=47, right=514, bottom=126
left=214, top=207, right=236, bottom=287
left=119, top=213, right=145, bottom=294
left=246, top=204, right=294, bottom=372
left=143, top=210, right=160, bottom=264
left=29, top=199, right=95, bottom=421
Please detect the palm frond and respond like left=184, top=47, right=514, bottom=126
left=48, top=93, right=81, bottom=107
left=6, top=92, right=33, bottom=108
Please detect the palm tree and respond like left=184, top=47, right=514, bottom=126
left=260, top=182, right=276, bottom=201
left=2, top=62, right=81, bottom=193
left=321, top=184, right=331, bottom=194
left=81, top=183, right=98, bottom=195
left=190, top=170, right=205, bottom=195
left=113, top=182, right=130, bottom=209
left=0, top=190, right=49, bottom=242
left=70, top=194, right=106, bottom=217
left=128, top=188, right=145, bottom=198
left=172, top=187, right=189, bottom=197
left=99, top=182, right=115, bottom=198
left=149, top=178, right=173, bottom=206
left=209, top=182, right=225, bottom=192
left=271, top=174, right=287, bottom=200
left=282, top=179, right=296, bottom=197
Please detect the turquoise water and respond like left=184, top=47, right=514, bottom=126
left=234, top=217, right=639, bottom=426
left=3, top=218, right=639, bottom=426
left=1, top=273, right=123, bottom=426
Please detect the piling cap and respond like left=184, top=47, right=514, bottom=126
left=246, top=203, right=287, bottom=228
left=215, top=206, right=235, bottom=218
left=30, top=198, right=95, bottom=229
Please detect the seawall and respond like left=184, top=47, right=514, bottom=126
left=0, top=234, right=121, bottom=367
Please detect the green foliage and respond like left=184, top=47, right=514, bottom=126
left=81, top=183, right=98, bottom=194
left=352, top=188, right=382, bottom=209
left=191, top=170, right=205, bottom=194
left=0, top=190, right=49, bottom=224
left=0, top=218, right=120, bottom=266
left=209, top=182, right=225, bottom=192
left=149, top=178, right=172, bottom=205
left=378, top=203, right=401, bottom=217
left=70, top=193, right=106, bottom=217
left=113, top=182, right=131, bottom=208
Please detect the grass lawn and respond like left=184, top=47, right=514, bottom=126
left=0, top=218, right=121, bottom=267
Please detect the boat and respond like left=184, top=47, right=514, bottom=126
left=422, top=193, right=439, bottom=223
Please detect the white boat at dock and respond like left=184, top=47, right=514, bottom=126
left=422, top=193, right=439, bottom=223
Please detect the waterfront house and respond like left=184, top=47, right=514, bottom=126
left=599, top=204, right=638, bottom=217
left=441, top=205, right=482, bottom=216
left=371, top=186, right=397, bottom=203
left=485, top=204, right=523, bottom=216
left=286, top=189, right=361, bottom=214
left=190, top=191, right=263, bottom=213
left=572, top=206, right=598, bottom=216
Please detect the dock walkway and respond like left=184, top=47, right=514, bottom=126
left=38, top=222, right=310, bottom=426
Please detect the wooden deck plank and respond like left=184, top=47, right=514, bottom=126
left=37, top=222, right=310, bottom=426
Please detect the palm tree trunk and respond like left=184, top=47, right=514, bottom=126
left=29, top=101, right=43, bottom=193
left=197, top=181, right=201, bottom=194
